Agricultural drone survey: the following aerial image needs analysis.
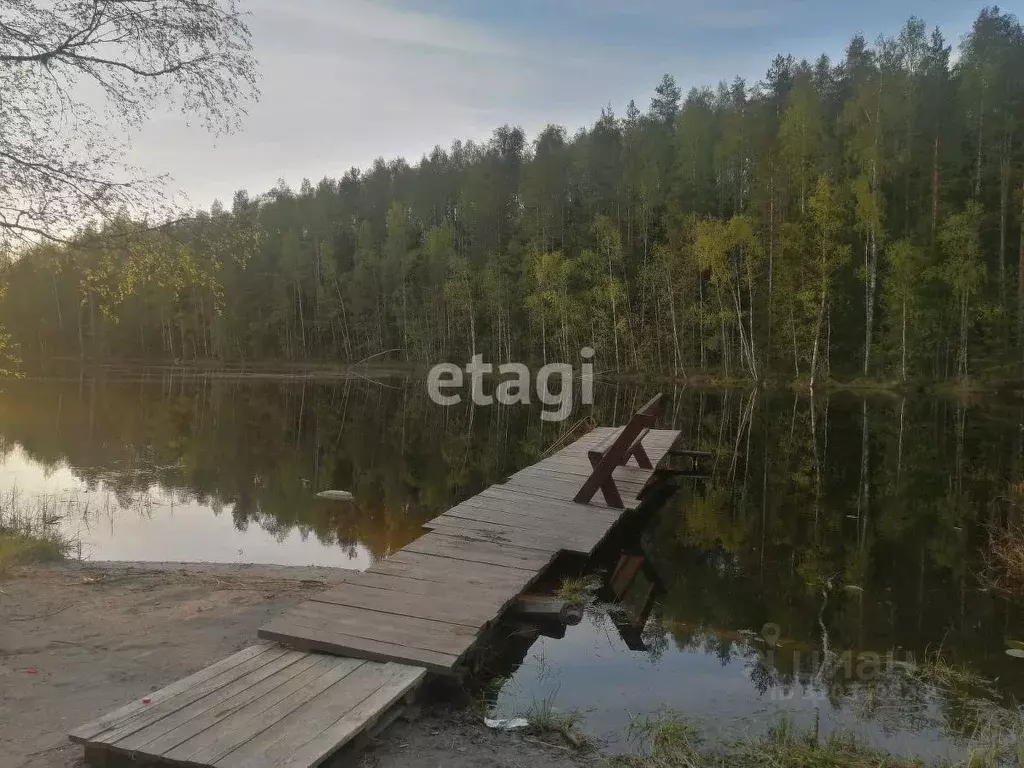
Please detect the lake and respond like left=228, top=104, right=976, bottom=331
left=3, top=370, right=1023, bottom=761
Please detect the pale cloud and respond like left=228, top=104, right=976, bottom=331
left=265, top=0, right=523, bottom=57
left=552, top=0, right=803, bottom=29
left=122, top=0, right=971, bottom=212
left=127, top=0, right=722, bottom=209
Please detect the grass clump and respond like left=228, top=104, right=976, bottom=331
left=618, top=710, right=704, bottom=767
left=982, top=516, right=1024, bottom=601
left=522, top=693, right=597, bottom=752
left=615, top=713, right=922, bottom=768
left=0, top=488, right=77, bottom=569
left=916, top=648, right=993, bottom=693
left=739, top=719, right=919, bottom=768
left=555, top=574, right=602, bottom=605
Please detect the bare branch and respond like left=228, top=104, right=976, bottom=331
left=0, top=0, right=259, bottom=246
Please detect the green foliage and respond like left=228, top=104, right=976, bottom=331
left=2, top=10, right=1024, bottom=384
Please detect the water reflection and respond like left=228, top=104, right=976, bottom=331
left=4, top=372, right=1024, bottom=755
left=493, top=390, right=1024, bottom=760
left=0, top=372, right=661, bottom=564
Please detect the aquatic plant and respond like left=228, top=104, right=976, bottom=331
left=981, top=515, right=1024, bottom=602
left=520, top=691, right=596, bottom=752
left=555, top=574, right=603, bottom=605
left=620, top=710, right=704, bottom=767
left=0, top=488, right=79, bottom=569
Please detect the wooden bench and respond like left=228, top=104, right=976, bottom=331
left=573, top=394, right=665, bottom=508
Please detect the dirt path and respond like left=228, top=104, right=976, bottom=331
left=0, top=561, right=588, bottom=768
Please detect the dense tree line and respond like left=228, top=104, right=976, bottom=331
left=3, top=9, right=1024, bottom=383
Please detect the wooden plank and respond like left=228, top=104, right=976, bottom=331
left=373, top=550, right=535, bottom=590
left=440, top=504, right=608, bottom=539
left=272, top=664, right=424, bottom=768
left=453, top=492, right=618, bottom=527
left=500, top=478, right=641, bottom=510
left=336, top=569, right=513, bottom=600
left=215, top=662, right=424, bottom=768
left=421, top=515, right=598, bottom=553
left=118, top=653, right=329, bottom=754
left=532, top=463, right=653, bottom=487
left=403, top=536, right=557, bottom=565
left=105, top=650, right=309, bottom=750
left=165, top=656, right=366, bottom=765
left=505, top=470, right=649, bottom=501
left=81, top=646, right=295, bottom=746
left=552, top=428, right=678, bottom=459
left=402, top=532, right=558, bottom=570
left=259, top=621, right=458, bottom=674
left=425, top=512, right=602, bottom=554
left=513, top=464, right=649, bottom=493
left=513, top=595, right=583, bottom=625
left=309, top=582, right=501, bottom=627
left=69, top=644, right=274, bottom=743
left=263, top=601, right=478, bottom=656
left=472, top=487, right=621, bottom=521
left=529, top=457, right=657, bottom=485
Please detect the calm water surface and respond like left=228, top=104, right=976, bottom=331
left=3, top=371, right=1023, bottom=759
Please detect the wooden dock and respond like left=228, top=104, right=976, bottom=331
left=70, top=646, right=424, bottom=768
left=71, top=416, right=681, bottom=768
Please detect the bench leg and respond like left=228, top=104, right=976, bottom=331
left=628, top=442, right=653, bottom=469
left=578, top=453, right=624, bottom=508
left=597, top=477, right=624, bottom=508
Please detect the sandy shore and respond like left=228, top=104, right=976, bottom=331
left=0, top=561, right=586, bottom=768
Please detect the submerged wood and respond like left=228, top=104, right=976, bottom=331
left=512, top=595, right=584, bottom=626
left=317, top=489, right=354, bottom=500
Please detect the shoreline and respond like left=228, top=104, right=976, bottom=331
left=2, top=560, right=1018, bottom=767
left=0, top=560, right=582, bottom=768
left=8, top=357, right=1024, bottom=400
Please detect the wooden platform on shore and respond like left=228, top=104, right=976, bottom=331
left=259, top=427, right=679, bottom=673
left=71, top=422, right=681, bottom=768
left=69, top=644, right=425, bottom=768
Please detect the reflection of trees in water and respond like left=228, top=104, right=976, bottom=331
left=0, top=373, right=666, bottom=558
left=633, top=389, right=1024, bottom=744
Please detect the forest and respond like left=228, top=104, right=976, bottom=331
left=2, top=8, right=1023, bottom=385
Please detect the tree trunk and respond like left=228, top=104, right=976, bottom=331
left=667, top=279, right=682, bottom=377
left=931, top=136, right=940, bottom=247
left=51, top=272, right=64, bottom=341
left=77, top=302, right=85, bottom=360
left=791, top=305, right=800, bottom=378
left=718, top=290, right=730, bottom=378
left=767, top=169, right=775, bottom=372
left=809, top=283, right=827, bottom=389
left=1018, top=172, right=1024, bottom=365
left=901, top=298, right=907, bottom=381
left=974, top=109, right=984, bottom=200
left=698, top=277, right=706, bottom=370
left=864, top=225, right=877, bottom=376
left=748, top=264, right=758, bottom=380
left=607, top=253, right=620, bottom=371
left=401, top=281, right=409, bottom=361
left=958, top=292, right=969, bottom=379
left=999, top=149, right=1009, bottom=307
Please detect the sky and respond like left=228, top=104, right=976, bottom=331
left=128, top=0, right=985, bottom=211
